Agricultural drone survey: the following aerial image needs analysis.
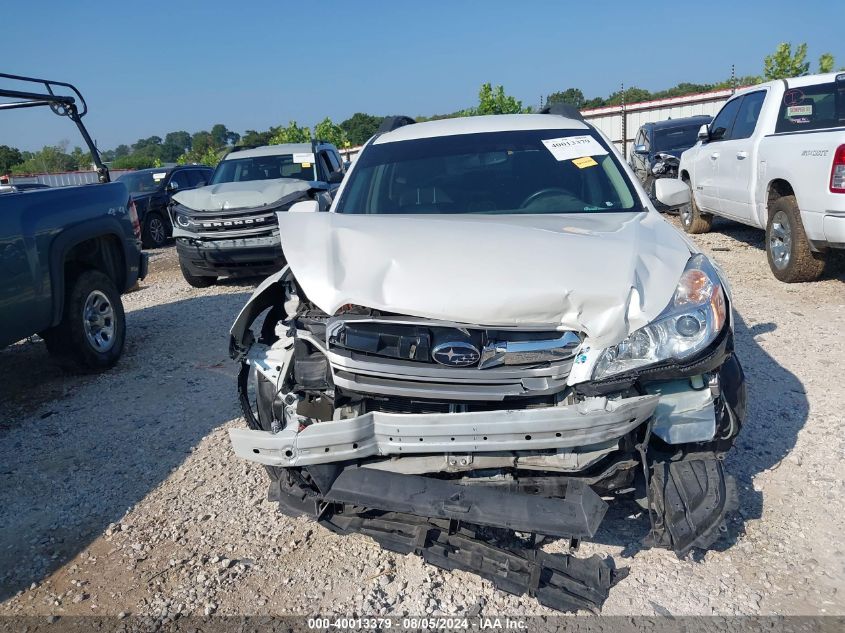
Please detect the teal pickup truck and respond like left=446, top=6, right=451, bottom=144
left=0, top=73, right=148, bottom=371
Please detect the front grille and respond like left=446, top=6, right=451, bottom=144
left=327, top=316, right=580, bottom=370
left=175, top=206, right=281, bottom=239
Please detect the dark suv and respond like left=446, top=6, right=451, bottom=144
left=629, top=115, right=711, bottom=196
left=116, top=165, right=212, bottom=248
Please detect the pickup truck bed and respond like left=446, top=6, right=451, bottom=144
left=0, top=72, right=148, bottom=371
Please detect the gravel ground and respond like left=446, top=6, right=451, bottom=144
left=1, top=217, right=844, bottom=619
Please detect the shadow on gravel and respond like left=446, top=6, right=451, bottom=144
left=709, top=217, right=845, bottom=282
left=594, top=310, right=809, bottom=558
left=0, top=289, right=250, bottom=601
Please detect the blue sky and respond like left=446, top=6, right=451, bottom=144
left=1, top=0, right=840, bottom=151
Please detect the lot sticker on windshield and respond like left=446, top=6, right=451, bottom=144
left=542, top=135, right=608, bottom=162
left=152, top=172, right=167, bottom=181
left=786, top=104, right=813, bottom=118
left=293, top=152, right=315, bottom=164
left=301, top=162, right=311, bottom=168
left=572, top=156, right=598, bottom=169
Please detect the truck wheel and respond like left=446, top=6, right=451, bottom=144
left=43, top=270, right=126, bottom=372
left=679, top=179, right=713, bottom=234
left=179, top=260, right=216, bottom=288
left=141, top=211, right=168, bottom=248
left=766, top=195, right=826, bottom=283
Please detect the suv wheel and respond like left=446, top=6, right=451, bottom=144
left=42, top=270, right=126, bottom=372
left=765, top=195, right=826, bottom=282
left=179, top=260, right=216, bottom=288
left=679, top=179, right=713, bottom=234
left=142, top=211, right=168, bottom=248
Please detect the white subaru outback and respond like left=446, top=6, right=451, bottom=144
left=227, top=109, right=747, bottom=612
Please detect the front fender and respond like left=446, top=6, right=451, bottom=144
left=229, top=266, right=290, bottom=360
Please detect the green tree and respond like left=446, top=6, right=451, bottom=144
left=11, top=145, right=76, bottom=174
left=111, top=154, right=160, bottom=170
left=269, top=121, right=312, bottom=144
left=545, top=88, right=585, bottom=109
left=70, top=146, right=92, bottom=171
left=0, top=145, right=23, bottom=174
left=340, top=113, right=382, bottom=146
left=764, top=42, right=810, bottom=80
left=818, top=52, right=835, bottom=73
left=112, top=144, right=131, bottom=160
left=210, top=124, right=239, bottom=148
left=177, top=145, right=225, bottom=167
left=314, top=117, right=349, bottom=148
left=241, top=128, right=278, bottom=147
left=473, top=83, right=525, bottom=115
left=604, top=86, right=652, bottom=106
left=161, top=131, right=192, bottom=161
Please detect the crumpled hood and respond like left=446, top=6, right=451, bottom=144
left=277, top=212, right=694, bottom=347
left=173, top=179, right=311, bottom=211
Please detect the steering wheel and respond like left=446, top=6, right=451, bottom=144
left=520, top=188, right=573, bottom=209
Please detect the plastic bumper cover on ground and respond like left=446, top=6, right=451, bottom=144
left=229, top=394, right=659, bottom=467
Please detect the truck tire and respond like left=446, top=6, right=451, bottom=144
left=179, top=260, right=216, bottom=288
left=42, top=270, right=126, bottom=372
left=141, top=211, right=168, bottom=248
left=679, top=179, right=713, bottom=234
left=765, top=195, right=826, bottom=283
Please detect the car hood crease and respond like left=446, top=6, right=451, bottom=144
left=173, top=179, right=311, bottom=211
left=277, top=212, right=693, bottom=347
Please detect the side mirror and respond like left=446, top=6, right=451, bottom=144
left=327, top=171, right=344, bottom=184
left=633, top=144, right=649, bottom=155
left=697, top=124, right=710, bottom=141
left=653, top=178, right=691, bottom=211
left=167, top=181, right=179, bottom=192
left=289, top=200, right=319, bottom=213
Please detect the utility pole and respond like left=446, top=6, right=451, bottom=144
left=731, top=64, right=736, bottom=94
left=620, top=82, right=627, bottom=158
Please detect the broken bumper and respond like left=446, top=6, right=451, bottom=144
left=175, top=235, right=285, bottom=278
left=229, top=393, right=659, bottom=467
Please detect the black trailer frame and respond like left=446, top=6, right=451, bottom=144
left=0, top=72, right=109, bottom=182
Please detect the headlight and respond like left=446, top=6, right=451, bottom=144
left=593, top=254, right=727, bottom=379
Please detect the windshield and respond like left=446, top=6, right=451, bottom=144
left=775, top=76, right=845, bottom=133
left=210, top=154, right=316, bottom=184
left=335, top=129, right=640, bottom=215
left=653, top=125, right=702, bottom=152
left=117, top=170, right=168, bottom=194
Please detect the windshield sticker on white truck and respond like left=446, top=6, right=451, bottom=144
left=152, top=172, right=167, bottom=181
left=542, top=136, right=608, bottom=162
left=786, top=104, right=813, bottom=118
left=293, top=153, right=315, bottom=165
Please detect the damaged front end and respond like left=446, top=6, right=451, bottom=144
left=228, top=260, right=746, bottom=612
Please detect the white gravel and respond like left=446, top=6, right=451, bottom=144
left=1, top=217, right=844, bottom=619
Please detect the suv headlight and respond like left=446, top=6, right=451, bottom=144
left=593, top=254, right=727, bottom=379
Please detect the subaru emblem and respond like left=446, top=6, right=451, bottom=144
left=431, top=342, right=480, bottom=367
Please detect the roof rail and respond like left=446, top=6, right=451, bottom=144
left=377, top=115, right=416, bottom=134
left=539, top=103, right=585, bottom=121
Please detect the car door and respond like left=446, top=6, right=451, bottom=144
left=630, top=128, right=648, bottom=183
left=694, top=96, right=742, bottom=213
left=319, top=149, right=343, bottom=196
left=716, top=90, right=767, bottom=222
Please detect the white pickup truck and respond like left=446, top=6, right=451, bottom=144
left=679, top=72, right=845, bottom=282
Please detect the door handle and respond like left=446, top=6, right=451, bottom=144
left=736, top=151, right=748, bottom=159
left=710, top=152, right=720, bottom=160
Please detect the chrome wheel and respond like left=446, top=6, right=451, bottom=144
left=769, top=209, right=792, bottom=270
left=148, top=216, right=166, bottom=244
left=83, top=290, right=116, bottom=352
